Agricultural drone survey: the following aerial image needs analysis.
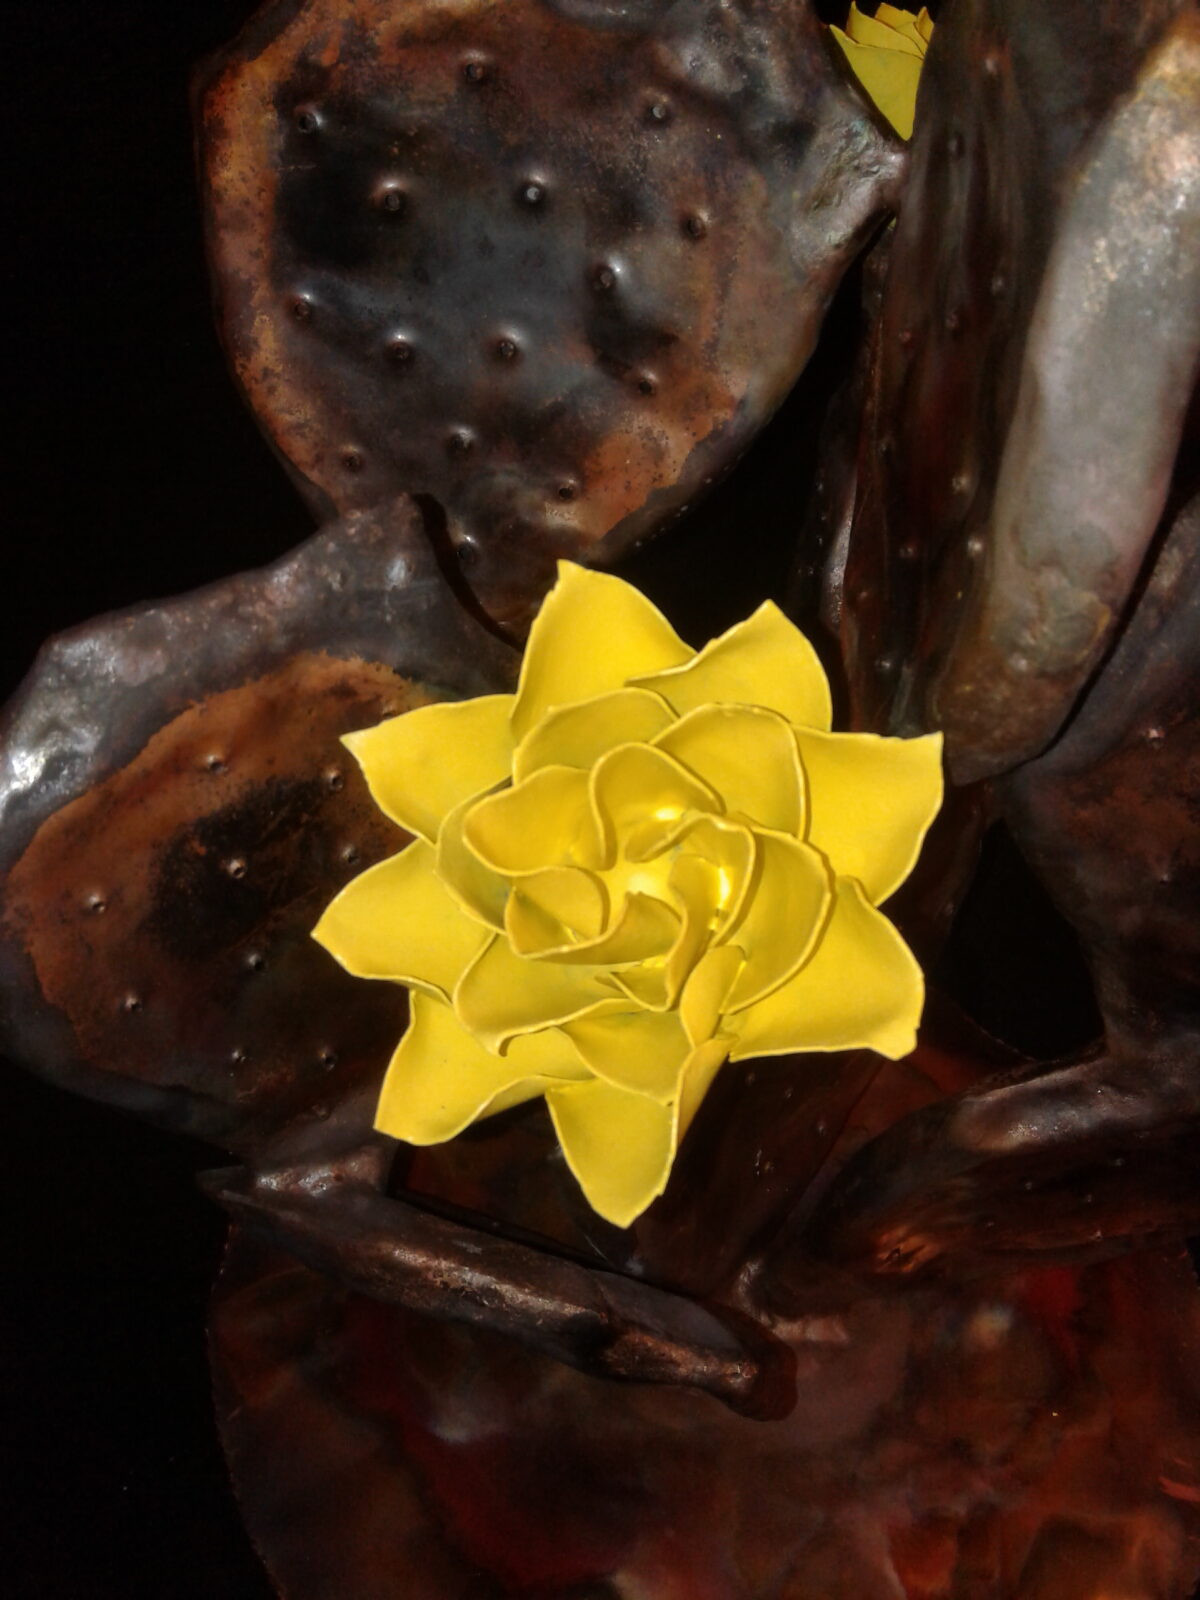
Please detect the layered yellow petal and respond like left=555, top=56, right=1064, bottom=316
left=633, top=602, right=833, bottom=732
left=874, top=2, right=927, bottom=50
left=455, top=934, right=619, bottom=1050
left=435, top=793, right=509, bottom=930
left=656, top=704, right=804, bottom=835
left=730, top=878, right=923, bottom=1062
left=504, top=866, right=608, bottom=956
left=679, top=944, right=744, bottom=1047
left=546, top=1077, right=680, bottom=1227
left=533, top=891, right=680, bottom=968
left=344, top=695, right=514, bottom=841
left=724, top=833, right=833, bottom=1011
left=512, top=563, right=693, bottom=741
left=846, top=1, right=924, bottom=56
left=375, top=992, right=588, bottom=1145
left=797, top=728, right=943, bottom=904
left=313, top=841, right=488, bottom=998
left=463, top=766, right=597, bottom=874
left=677, top=1036, right=735, bottom=1139
left=513, top=688, right=675, bottom=783
left=561, top=1007, right=693, bottom=1102
left=830, top=2, right=928, bottom=142
left=591, top=743, right=720, bottom=863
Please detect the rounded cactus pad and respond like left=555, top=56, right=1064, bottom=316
left=197, top=0, right=901, bottom=625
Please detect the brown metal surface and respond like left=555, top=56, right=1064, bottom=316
left=797, top=2, right=1200, bottom=1283
left=836, top=0, right=1196, bottom=778
left=0, top=501, right=514, bottom=1149
left=197, top=0, right=904, bottom=628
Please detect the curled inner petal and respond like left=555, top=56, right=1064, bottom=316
left=513, top=688, right=676, bottom=782
left=505, top=866, right=608, bottom=956
left=655, top=704, right=805, bottom=834
left=454, top=933, right=621, bottom=1050
left=436, top=792, right=510, bottom=930
left=590, top=742, right=721, bottom=866
left=464, top=765, right=600, bottom=875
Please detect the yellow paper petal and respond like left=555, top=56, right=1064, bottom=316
left=679, top=944, right=745, bottom=1047
left=663, top=816, right=755, bottom=1001
left=796, top=729, right=943, bottom=904
left=463, top=766, right=596, bottom=874
left=677, top=1036, right=734, bottom=1139
left=633, top=602, right=833, bottom=733
left=512, top=563, right=693, bottom=741
left=656, top=704, right=804, bottom=834
left=375, top=992, right=587, bottom=1144
left=344, top=695, right=514, bottom=842
left=916, top=7, right=934, bottom=44
left=539, top=891, right=680, bottom=968
left=455, top=934, right=618, bottom=1050
left=505, top=866, right=608, bottom=955
left=846, top=2, right=924, bottom=56
left=591, top=743, right=720, bottom=863
left=561, top=1007, right=693, bottom=1102
left=724, top=833, right=833, bottom=1012
left=435, top=793, right=509, bottom=930
left=513, top=688, right=676, bottom=783
left=547, top=1077, right=680, bottom=1227
left=730, top=878, right=924, bottom=1062
left=313, top=841, right=488, bottom=999
left=830, top=25, right=926, bottom=140
left=874, top=2, right=927, bottom=50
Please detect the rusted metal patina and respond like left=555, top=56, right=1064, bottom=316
left=196, top=0, right=904, bottom=627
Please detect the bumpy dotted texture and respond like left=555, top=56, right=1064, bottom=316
left=197, top=0, right=902, bottom=625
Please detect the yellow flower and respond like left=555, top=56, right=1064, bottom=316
left=314, top=564, right=942, bottom=1227
left=830, top=3, right=933, bottom=141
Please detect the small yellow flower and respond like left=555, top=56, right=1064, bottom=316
left=314, top=564, right=942, bottom=1227
left=831, top=3, right=933, bottom=141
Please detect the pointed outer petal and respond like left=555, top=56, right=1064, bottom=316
left=916, top=7, right=934, bottom=43
left=511, top=563, right=694, bottom=742
left=313, top=841, right=488, bottom=998
left=344, top=695, right=514, bottom=842
left=677, top=1037, right=735, bottom=1141
left=829, top=27, right=925, bottom=139
left=504, top=866, right=608, bottom=956
left=546, top=1078, right=681, bottom=1227
left=463, top=766, right=598, bottom=875
left=375, top=993, right=588, bottom=1146
left=590, top=743, right=721, bottom=864
left=632, top=603, right=833, bottom=733
left=724, top=833, right=834, bottom=1013
left=873, top=3, right=929, bottom=51
left=560, top=1008, right=693, bottom=1102
left=436, top=793, right=509, bottom=930
left=844, top=2, right=925, bottom=56
left=729, top=878, right=924, bottom=1063
left=680, top=944, right=745, bottom=1047
left=454, top=933, right=620, bottom=1050
left=512, top=688, right=677, bottom=783
left=655, top=704, right=804, bottom=835
left=796, top=729, right=943, bottom=905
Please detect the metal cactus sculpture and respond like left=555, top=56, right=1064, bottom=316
left=4, top=0, right=1200, bottom=1596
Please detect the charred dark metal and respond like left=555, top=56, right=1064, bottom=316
left=196, top=0, right=904, bottom=628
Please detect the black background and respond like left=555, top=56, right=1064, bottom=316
left=4, top=3, right=1108, bottom=1596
